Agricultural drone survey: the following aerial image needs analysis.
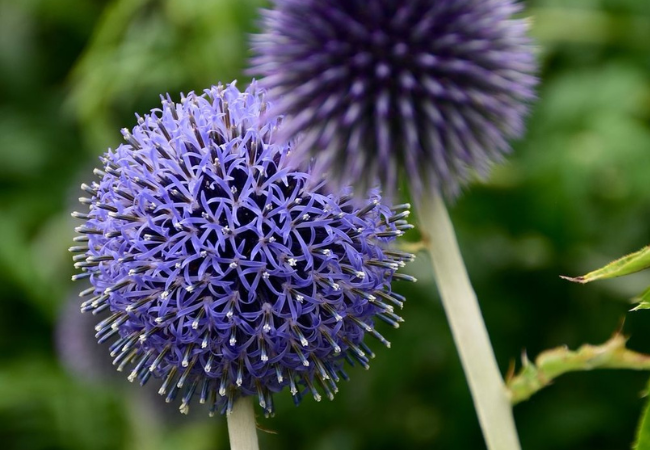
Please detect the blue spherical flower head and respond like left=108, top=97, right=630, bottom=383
left=251, top=0, right=538, bottom=198
left=71, top=82, right=415, bottom=417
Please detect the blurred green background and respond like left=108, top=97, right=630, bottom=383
left=1, top=0, right=649, bottom=449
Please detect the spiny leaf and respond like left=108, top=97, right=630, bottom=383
left=561, top=245, right=650, bottom=284
left=632, top=286, right=650, bottom=311
left=507, top=334, right=650, bottom=404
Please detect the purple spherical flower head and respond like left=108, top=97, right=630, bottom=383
left=70, top=82, right=415, bottom=417
left=251, top=0, right=538, bottom=198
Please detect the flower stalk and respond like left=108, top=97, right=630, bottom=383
left=227, top=397, right=260, bottom=450
left=416, top=193, right=521, bottom=450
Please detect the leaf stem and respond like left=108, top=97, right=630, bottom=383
left=416, top=193, right=521, bottom=450
left=227, top=397, right=260, bottom=450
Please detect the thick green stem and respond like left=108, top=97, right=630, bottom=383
left=227, top=397, right=259, bottom=450
left=417, top=193, right=520, bottom=450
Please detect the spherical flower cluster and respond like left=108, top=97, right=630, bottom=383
left=71, top=82, right=414, bottom=416
left=251, top=0, right=538, bottom=198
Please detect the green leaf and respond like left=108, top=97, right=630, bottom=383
left=561, top=246, right=650, bottom=284
left=507, top=335, right=650, bottom=405
left=634, top=379, right=650, bottom=450
left=632, top=286, right=650, bottom=311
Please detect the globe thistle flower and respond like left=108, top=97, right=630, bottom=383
left=70, top=82, right=414, bottom=417
left=250, top=0, right=538, bottom=197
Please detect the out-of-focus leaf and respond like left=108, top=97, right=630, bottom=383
left=67, top=0, right=264, bottom=152
left=531, top=7, right=650, bottom=49
left=0, top=359, right=126, bottom=450
left=0, top=214, right=60, bottom=318
left=0, top=111, right=49, bottom=178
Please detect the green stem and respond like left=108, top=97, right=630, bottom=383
left=227, top=397, right=259, bottom=450
left=416, top=193, right=520, bottom=450
left=508, top=334, right=650, bottom=404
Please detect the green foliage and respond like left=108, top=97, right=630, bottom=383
left=508, top=335, right=650, bottom=405
left=636, top=388, right=650, bottom=450
left=1, top=0, right=650, bottom=449
left=632, top=287, right=650, bottom=311
left=562, top=246, right=650, bottom=285
left=635, top=376, right=650, bottom=450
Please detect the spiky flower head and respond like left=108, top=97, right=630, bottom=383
left=70, top=82, right=414, bottom=416
left=251, top=0, right=538, bottom=198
